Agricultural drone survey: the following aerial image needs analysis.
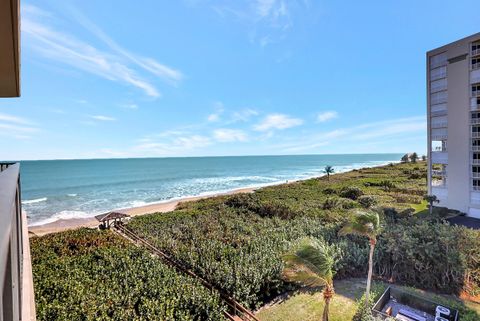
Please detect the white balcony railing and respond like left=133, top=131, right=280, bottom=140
left=472, top=48, right=480, bottom=57
left=473, top=172, right=480, bottom=178
left=473, top=146, right=480, bottom=152
left=473, top=185, right=480, bottom=191
left=473, top=62, right=480, bottom=71
left=473, top=90, right=480, bottom=97
left=432, top=135, right=448, bottom=141
left=472, top=118, right=480, bottom=125
left=472, top=159, right=480, bottom=165
left=431, top=122, right=448, bottom=128
left=473, top=132, right=480, bottom=138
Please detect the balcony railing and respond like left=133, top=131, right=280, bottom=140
left=473, top=146, right=480, bottom=151
left=473, top=172, right=480, bottom=178
left=473, top=132, right=480, bottom=138
left=472, top=48, right=480, bottom=57
left=0, top=163, right=36, bottom=321
left=473, top=90, right=480, bottom=97
left=431, top=122, right=448, bottom=129
left=473, top=159, right=480, bottom=165
left=432, top=135, right=448, bottom=141
left=473, top=62, right=480, bottom=71
left=432, top=170, right=447, bottom=176
left=473, top=185, right=480, bottom=191
left=472, top=118, right=480, bottom=125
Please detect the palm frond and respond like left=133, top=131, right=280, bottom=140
left=338, top=210, right=380, bottom=240
left=282, top=238, right=335, bottom=287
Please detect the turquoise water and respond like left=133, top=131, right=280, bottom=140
left=20, top=154, right=403, bottom=225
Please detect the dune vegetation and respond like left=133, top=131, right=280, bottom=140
left=31, top=162, right=480, bottom=320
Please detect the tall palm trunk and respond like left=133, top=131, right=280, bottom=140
left=429, top=201, right=433, bottom=215
left=322, top=284, right=334, bottom=321
left=365, top=238, right=376, bottom=307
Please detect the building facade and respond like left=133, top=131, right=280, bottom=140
left=427, top=32, right=480, bottom=218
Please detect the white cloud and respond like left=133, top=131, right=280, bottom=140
left=134, top=134, right=211, bottom=155
left=316, top=111, right=338, bottom=123
left=67, top=7, right=183, bottom=85
left=22, top=5, right=182, bottom=98
left=0, top=112, right=33, bottom=125
left=0, top=112, right=39, bottom=139
left=90, top=115, right=116, bottom=121
left=254, top=113, right=303, bottom=131
left=207, top=102, right=225, bottom=122
left=231, top=108, right=259, bottom=122
left=213, top=128, right=248, bottom=142
left=277, top=116, right=426, bottom=153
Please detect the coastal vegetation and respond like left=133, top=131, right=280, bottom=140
left=30, top=162, right=480, bottom=319
left=31, top=229, right=225, bottom=320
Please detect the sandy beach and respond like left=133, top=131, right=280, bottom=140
left=28, top=186, right=257, bottom=237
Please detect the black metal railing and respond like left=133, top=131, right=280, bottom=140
left=0, top=162, right=27, bottom=321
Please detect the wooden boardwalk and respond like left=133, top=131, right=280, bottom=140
left=114, top=223, right=260, bottom=321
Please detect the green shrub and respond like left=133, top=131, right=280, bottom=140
left=31, top=229, right=225, bottom=320
left=379, top=180, right=396, bottom=191
left=339, top=186, right=364, bottom=200
left=323, top=197, right=340, bottom=210
left=323, top=187, right=336, bottom=195
left=358, top=195, right=378, bottom=208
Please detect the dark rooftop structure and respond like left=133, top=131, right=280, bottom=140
left=95, top=211, right=130, bottom=228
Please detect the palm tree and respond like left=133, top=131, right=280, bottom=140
left=423, top=194, right=439, bottom=215
left=282, top=238, right=336, bottom=321
left=323, top=165, right=334, bottom=181
left=401, top=154, right=410, bottom=163
left=338, top=211, right=380, bottom=308
left=411, top=152, right=419, bottom=163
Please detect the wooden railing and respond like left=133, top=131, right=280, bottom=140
left=0, top=163, right=35, bottom=321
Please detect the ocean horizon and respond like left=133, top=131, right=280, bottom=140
left=20, top=153, right=403, bottom=226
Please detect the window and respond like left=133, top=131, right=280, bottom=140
left=474, top=179, right=480, bottom=187
left=473, top=139, right=480, bottom=146
left=472, top=112, right=480, bottom=119
left=474, top=153, right=480, bottom=160
left=472, top=42, right=480, bottom=51
left=473, top=166, right=480, bottom=173
left=473, top=126, right=480, bottom=133
left=473, top=84, right=480, bottom=96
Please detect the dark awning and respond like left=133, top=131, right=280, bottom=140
left=95, top=211, right=130, bottom=222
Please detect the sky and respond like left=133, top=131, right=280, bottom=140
left=0, top=0, right=478, bottom=160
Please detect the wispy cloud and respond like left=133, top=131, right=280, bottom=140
left=231, top=108, right=259, bottom=122
left=0, top=112, right=39, bottom=139
left=213, top=128, right=248, bottom=142
left=280, top=116, right=426, bottom=153
left=90, top=115, right=116, bottom=121
left=121, top=103, right=139, bottom=110
left=22, top=5, right=182, bottom=98
left=207, top=102, right=225, bottom=122
left=134, top=133, right=211, bottom=155
left=316, top=111, right=338, bottom=123
left=254, top=113, right=303, bottom=131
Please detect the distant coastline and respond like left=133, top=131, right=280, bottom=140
left=28, top=157, right=400, bottom=236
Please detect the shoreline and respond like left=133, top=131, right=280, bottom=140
left=28, top=186, right=258, bottom=237
left=27, top=160, right=397, bottom=237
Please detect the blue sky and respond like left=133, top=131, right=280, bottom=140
left=0, top=0, right=478, bottom=160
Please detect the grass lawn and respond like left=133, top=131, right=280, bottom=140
left=256, top=279, right=364, bottom=321
left=256, top=278, right=480, bottom=321
left=411, top=199, right=428, bottom=214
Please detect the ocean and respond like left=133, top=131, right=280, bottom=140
left=20, top=153, right=403, bottom=226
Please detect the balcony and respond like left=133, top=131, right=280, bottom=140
left=472, top=62, right=480, bottom=71
left=473, top=172, right=480, bottom=178
left=473, top=186, right=480, bottom=191
left=432, top=170, right=447, bottom=176
left=472, top=91, right=480, bottom=98
left=431, top=121, right=448, bottom=128
left=472, top=159, right=480, bottom=165
left=431, top=151, right=448, bottom=164
left=473, top=48, right=480, bottom=57
left=0, top=163, right=36, bottom=320
left=473, top=132, right=480, bottom=138
left=472, top=118, right=480, bottom=125
left=473, top=146, right=480, bottom=152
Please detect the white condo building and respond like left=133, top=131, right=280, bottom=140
left=427, top=32, right=480, bottom=218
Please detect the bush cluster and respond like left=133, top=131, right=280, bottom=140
left=31, top=229, right=225, bottom=320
